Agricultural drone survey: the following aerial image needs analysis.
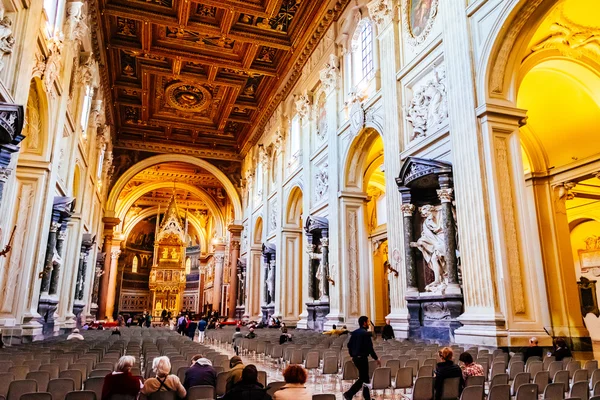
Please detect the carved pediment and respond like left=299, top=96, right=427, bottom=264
left=262, top=242, right=276, bottom=256
left=396, top=157, right=452, bottom=189
left=304, top=215, right=329, bottom=234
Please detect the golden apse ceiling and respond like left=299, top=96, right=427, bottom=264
left=95, top=0, right=349, bottom=160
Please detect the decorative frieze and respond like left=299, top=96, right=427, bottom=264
left=314, top=163, right=329, bottom=203
left=368, top=0, right=396, bottom=28
left=295, top=90, right=311, bottom=119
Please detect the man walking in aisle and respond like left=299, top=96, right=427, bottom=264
left=343, top=315, right=380, bottom=400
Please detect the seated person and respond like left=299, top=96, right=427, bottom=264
left=323, top=324, right=344, bottom=336
left=552, top=338, right=572, bottom=361
left=141, top=356, right=187, bottom=398
left=458, top=352, right=484, bottom=382
left=67, top=328, right=84, bottom=340
left=524, top=337, right=543, bottom=362
left=245, top=327, right=257, bottom=339
left=222, top=365, right=271, bottom=400
left=183, top=354, right=217, bottom=390
left=101, top=356, right=143, bottom=400
left=435, top=347, right=464, bottom=400
left=226, top=356, right=244, bottom=391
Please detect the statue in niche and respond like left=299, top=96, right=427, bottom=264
left=171, top=248, right=177, bottom=259
left=162, top=248, right=169, bottom=259
left=410, top=205, right=447, bottom=293
left=315, top=261, right=325, bottom=300
left=150, top=270, right=156, bottom=282
left=266, top=263, right=275, bottom=304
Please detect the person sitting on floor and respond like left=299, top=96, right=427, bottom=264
left=112, top=327, right=121, bottom=336
left=323, top=324, right=344, bottom=336
left=141, top=356, right=187, bottom=398
left=222, top=364, right=271, bottom=400
left=458, top=352, right=484, bottom=382
left=67, top=328, right=84, bottom=340
left=245, top=327, right=257, bottom=339
left=101, top=355, right=143, bottom=400
left=279, top=328, right=292, bottom=345
left=552, top=338, right=572, bottom=361
left=273, top=364, right=311, bottom=400
left=183, top=354, right=217, bottom=390
left=226, top=356, right=244, bottom=391
left=381, top=319, right=395, bottom=340
left=435, top=347, right=464, bottom=400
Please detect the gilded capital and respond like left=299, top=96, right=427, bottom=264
left=400, top=203, right=415, bottom=217
left=437, top=188, right=453, bottom=203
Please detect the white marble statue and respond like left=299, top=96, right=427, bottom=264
left=266, top=263, right=275, bottom=303
left=410, top=205, right=447, bottom=293
left=315, top=262, right=324, bottom=299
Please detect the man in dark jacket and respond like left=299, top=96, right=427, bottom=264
left=183, top=354, right=217, bottom=390
left=523, top=337, right=543, bottom=362
left=344, top=316, right=380, bottom=400
left=222, top=364, right=271, bottom=400
left=382, top=319, right=395, bottom=340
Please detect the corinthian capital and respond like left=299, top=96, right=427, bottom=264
left=295, top=90, right=311, bottom=119
left=400, top=203, right=415, bottom=217
left=110, top=250, right=121, bottom=260
left=437, top=188, right=453, bottom=203
left=367, top=0, right=395, bottom=28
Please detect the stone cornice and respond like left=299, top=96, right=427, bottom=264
left=114, top=139, right=242, bottom=161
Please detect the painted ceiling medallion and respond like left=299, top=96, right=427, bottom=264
left=164, top=82, right=212, bottom=112
left=402, top=0, right=439, bottom=46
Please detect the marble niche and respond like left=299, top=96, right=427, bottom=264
left=396, top=157, right=462, bottom=341
left=304, top=216, right=330, bottom=332
left=235, top=258, right=246, bottom=320
left=261, top=242, right=276, bottom=324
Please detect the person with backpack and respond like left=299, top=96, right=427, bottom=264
left=141, top=356, right=187, bottom=398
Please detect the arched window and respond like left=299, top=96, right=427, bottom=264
left=185, top=257, right=191, bottom=275
left=352, top=20, right=375, bottom=87
left=80, top=86, right=93, bottom=138
left=132, top=255, right=139, bottom=273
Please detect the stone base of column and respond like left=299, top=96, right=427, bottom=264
left=323, top=311, right=347, bottom=331
left=453, top=310, right=508, bottom=347
left=406, top=293, right=463, bottom=343
left=235, top=306, right=245, bottom=321
left=314, top=301, right=330, bottom=333
left=88, top=303, right=98, bottom=323
left=73, top=302, right=85, bottom=327
left=37, top=295, right=59, bottom=337
left=260, top=305, right=274, bottom=325
left=385, top=311, right=410, bottom=339
left=21, top=314, right=44, bottom=343
left=296, top=310, right=309, bottom=329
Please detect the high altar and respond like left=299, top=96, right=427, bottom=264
left=149, top=194, right=187, bottom=318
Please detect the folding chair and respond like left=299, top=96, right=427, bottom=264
left=47, top=378, right=76, bottom=400
left=460, top=385, right=484, bottom=400
left=412, top=376, right=434, bottom=400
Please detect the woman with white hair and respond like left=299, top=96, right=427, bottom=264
left=101, top=355, right=143, bottom=400
left=141, top=356, right=187, bottom=398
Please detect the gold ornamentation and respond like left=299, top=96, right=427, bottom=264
left=164, top=82, right=212, bottom=112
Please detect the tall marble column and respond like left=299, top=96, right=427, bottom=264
left=97, top=217, right=119, bottom=320
left=39, top=220, right=60, bottom=294
left=437, top=183, right=460, bottom=295
left=212, top=242, right=226, bottom=315
left=400, top=202, right=417, bottom=292
left=49, top=223, right=69, bottom=295
left=440, top=0, right=508, bottom=345
left=227, top=233, right=242, bottom=321
left=76, top=234, right=95, bottom=300
left=105, top=246, right=121, bottom=321
left=319, top=234, right=329, bottom=301
left=306, top=240, right=316, bottom=301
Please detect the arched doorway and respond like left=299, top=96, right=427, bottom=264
left=282, top=186, right=304, bottom=324
left=482, top=0, right=600, bottom=347
left=341, top=127, right=390, bottom=327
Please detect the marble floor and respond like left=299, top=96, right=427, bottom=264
left=203, top=340, right=395, bottom=400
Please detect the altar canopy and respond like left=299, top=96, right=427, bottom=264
left=149, top=194, right=187, bottom=318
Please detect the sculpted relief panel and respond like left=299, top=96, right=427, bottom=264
left=405, top=67, right=448, bottom=142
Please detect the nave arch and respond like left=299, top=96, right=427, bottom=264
left=281, top=185, right=304, bottom=323
left=107, top=154, right=242, bottom=222
left=340, top=126, right=390, bottom=325
left=116, top=181, right=225, bottom=239
left=479, top=0, right=600, bottom=344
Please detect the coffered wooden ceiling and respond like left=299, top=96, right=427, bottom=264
left=97, top=0, right=343, bottom=159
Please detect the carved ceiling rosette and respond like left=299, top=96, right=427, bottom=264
left=164, top=82, right=212, bottom=113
